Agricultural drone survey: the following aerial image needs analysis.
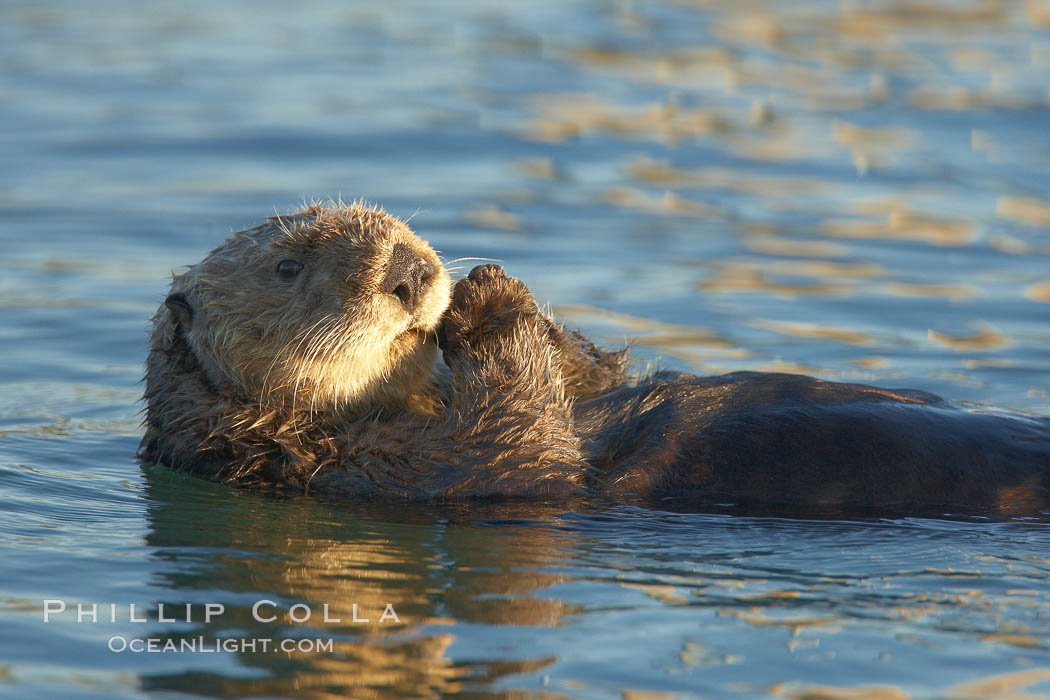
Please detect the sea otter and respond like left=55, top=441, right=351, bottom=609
left=140, top=202, right=1050, bottom=513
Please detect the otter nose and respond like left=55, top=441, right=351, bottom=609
left=381, top=243, right=435, bottom=309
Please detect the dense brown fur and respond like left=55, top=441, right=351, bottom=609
left=141, top=203, right=1050, bottom=513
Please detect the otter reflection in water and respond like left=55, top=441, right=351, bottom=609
left=138, top=467, right=570, bottom=697
left=140, top=203, right=1050, bottom=513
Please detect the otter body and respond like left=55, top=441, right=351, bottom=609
left=578, top=371, right=1050, bottom=511
left=140, top=203, right=1050, bottom=514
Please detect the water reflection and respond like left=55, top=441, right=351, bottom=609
left=138, top=466, right=574, bottom=697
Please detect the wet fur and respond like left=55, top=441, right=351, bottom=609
left=141, top=203, right=1050, bottom=513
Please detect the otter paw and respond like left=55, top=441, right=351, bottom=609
left=440, top=265, right=540, bottom=356
left=466, top=263, right=507, bottom=284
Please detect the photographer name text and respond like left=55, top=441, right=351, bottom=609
left=42, top=600, right=400, bottom=624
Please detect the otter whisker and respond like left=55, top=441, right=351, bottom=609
left=403, top=208, right=427, bottom=224
left=444, top=257, right=503, bottom=265
left=291, top=315, right=338, bottom=361
left=273, top=317, right=339, bottom=422
left=313, top=317, right=364, bottom=415
left=299, top=318, right=348, bottom=413
left=290, top=316, right=344, bottom=429
left=263, top=315, right=334, bottom=405
left=306, top=321, right=348, bottom=419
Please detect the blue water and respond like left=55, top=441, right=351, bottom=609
left=3, top=1, right=1050, bottom=697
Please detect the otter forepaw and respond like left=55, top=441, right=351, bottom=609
left=466, top=263, right=509, bottom=285
left=440, top=265, right=540, bottom=357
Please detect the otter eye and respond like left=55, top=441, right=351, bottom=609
left=276, top=259, right=303, bottom=280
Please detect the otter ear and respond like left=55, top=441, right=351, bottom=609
left=164, top=293, right=194, bottom=329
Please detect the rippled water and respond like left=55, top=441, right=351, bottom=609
left=3, top=1, right=1050, bottom=697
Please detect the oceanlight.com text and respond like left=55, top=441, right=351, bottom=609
left=108, top=636, right=335, bottom=654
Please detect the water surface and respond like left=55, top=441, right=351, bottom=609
left=3, top=1, right=1050, bottom=697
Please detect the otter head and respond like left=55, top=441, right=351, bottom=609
left=158, top=202, right=450, bottom=418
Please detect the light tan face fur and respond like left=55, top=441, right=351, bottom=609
left=168, top=204, right=450, bottom=416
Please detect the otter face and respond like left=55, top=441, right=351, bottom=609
left=165, top=203, right=450, bottom=416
